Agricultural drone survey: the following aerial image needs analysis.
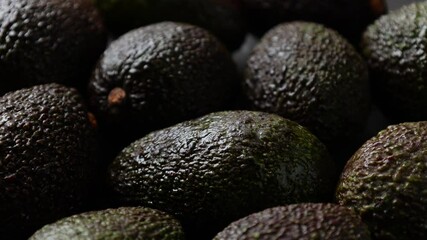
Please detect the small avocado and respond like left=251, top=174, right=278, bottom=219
left=108, top=110, right=335, bottom=239
left=214, top=203, right=371, bottom=240
left=0, top=84, right=96, bottom=238
left=0, top=0, right=107, bottom=93
left=241, top=0, right=387, bottom=44
left=243, top=22, right=370, bottom=152
left=88, top=22, right=238, bottom=151
left=362, top=2, right=427, bottom=121
left=29, top=207, right=185, bottom=240
left=94, top=0, right=246, bottom=49
left=336, top=121, right=427, bottom=239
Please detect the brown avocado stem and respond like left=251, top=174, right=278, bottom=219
left=87, top=112, right=97, bottom=129
left=108, top=87, right=126, bottom=107
left=370, top=0, right=386, bottom=15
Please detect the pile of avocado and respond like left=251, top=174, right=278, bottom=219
left=0, top=0, right=426, bottom=239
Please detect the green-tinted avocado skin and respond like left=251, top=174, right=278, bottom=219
left=94, top=0, right=245, bottom=49
left=108, top=110, right=335, bottom=239
left=0, top=84, right=96, bottom=238
left=214, top=203, right=371, bottom=240
left=241, top=0, right=387, bottom=45
left=89, top=22, right=238, bottom=149
left=244, top=22, right=370, bottom=150
left=0, top=0, right=107, bottom=93
left=30, top=207, right=185, bottom=240
left=362, top=2, right=427, bottom=121
left=336, top=122, right=427, bottom=239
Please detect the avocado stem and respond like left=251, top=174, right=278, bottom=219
left=87, top=112, right=97, bottom=129
left=370, top=0, right=386, bottom=15
left=108, top=87, right=126, bottom=107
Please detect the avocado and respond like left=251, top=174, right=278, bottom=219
left=336, top=121, right=427, bottom=239
left=214, top=203, right=371, bottom=240
left=362, top=2, right=427, bottom=121
left=241, top=0, right=387, bottom=44
left=88, top=22, right=238, bottom=152
left=94, top=0, right=246, bottom=49
left=0, top=0, right=107, bottom=94
left=108, top=110, right=335, bottom=239
left=0, top=84, right=96, bottom=238
left=30, top=207, right=185, bottom=240
left=243, top=22, right=371, bottom=153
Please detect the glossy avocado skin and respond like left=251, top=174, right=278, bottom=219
left=0, top=0, right=107, bottom=93
left=362, top=2, right=427, bottom=121
left=241, top=0, right=386, bottom=44
left=108, top=111, right=335, bottom=239
left=0, top=84, right=96, bottom=238
left=244, top=22, right=370, bottom=150
left=94, top=0, right=246, bottom=49
left=30, top=207, right=185, bottom=240
left=89, top=22, right=237, bottom=148
left=336, top=122, right=427, bottom=240
left=214, top=203, right=371, bottom=240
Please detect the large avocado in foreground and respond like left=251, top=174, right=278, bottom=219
left=88, top=22, right=238, bottom=148
left=336, top=122, right=427, bottom=239
left=214, top=203, right=371, bottom=240
left=30, top=207, right=185, bottom=240
left=0, top=0, right=107, bottom=93
left=0, top=84, right=96, bottom=238
left=362, top=2, right=427, bottom=121
left=108, top=111, right=335, bottom=239
left=244, top=22, right=370, bottom=150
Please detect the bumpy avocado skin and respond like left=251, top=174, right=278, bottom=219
left=0, top=84, right=96, bottom=238
left=362, top=2, right=427, bottom=121
left=244, top=22, right=370, bottom=150
left=30, top=207, right=185, bottom=240
left=0, top=0, right=107, bottom=93
left=89, top=22, right=238, bottom=147
left=94, top=0, right=245, bottom=49
left=108, top=111, right=335, bottom=239
left=336, top=122, right=427, bottom=240
left=214, top=203, right=371, bottom=240
left=241, top=0, right=386, bottom=44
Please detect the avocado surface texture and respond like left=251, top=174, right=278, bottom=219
left=94, top=0, right=246, bottom=49
left=214, top=203, right=371, bottom=240
left=241, top=0, right=386, bottom=44
left=244, top=22, right=371, bottom=150
left=108, top=110, right=335, bottom=239
left=0, top=0, right=107, bottom=94
left=362, top=1, right=427, bottom=121
left=89, top=22, right=238, bottom=149
left=0, top=84, right=96, bottom=238
left=30, top=207, right=185, bottom=240
left=336, top=121, right=427, bottom=239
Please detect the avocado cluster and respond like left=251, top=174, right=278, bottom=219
left=2, top=0, right=427, bottom=239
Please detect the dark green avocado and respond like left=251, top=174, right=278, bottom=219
left=241, top=0, right=387, bottom=44
left=336, top=122, right=427, bottom=239
left=0, top=0, right=107, bottom=93
left=243, top=22, right=371, bottom=151
left=94, top=0, right=246, bottom=49
left=88, top=21, right=238, bottom=150
left=214, top=203, right=371, bottom=240
left=0, top=84, right=96, bottom=238
left=362, top=2, right=427, bottom=121
left=108, top=110, right=335, bottom=239
left=29, top=207, right=185, bottom=240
